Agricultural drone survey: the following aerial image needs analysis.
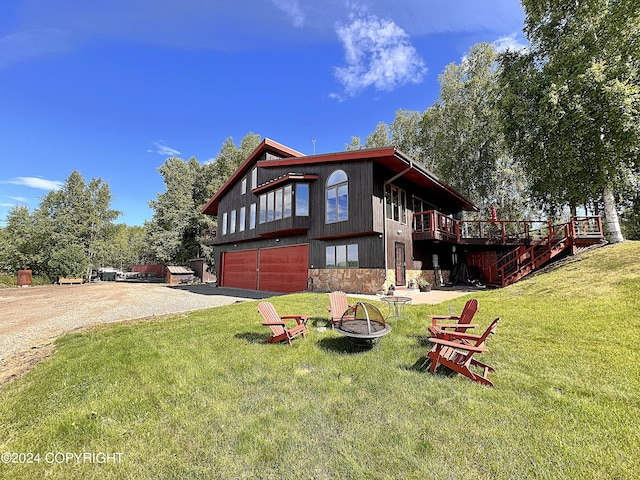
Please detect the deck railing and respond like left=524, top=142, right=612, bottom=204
left=413, top=210, right=604, bottom=245
left=457, top=219, right=554, bottom=243
left=570, top=216, right=603, bottom=239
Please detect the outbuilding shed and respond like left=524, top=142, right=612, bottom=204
left=166, top=266, right=195, bottom=285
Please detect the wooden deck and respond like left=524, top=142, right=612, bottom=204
left=413, top=211, right=605, bottom=287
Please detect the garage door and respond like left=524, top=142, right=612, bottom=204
left=258, top=244, right=309, bottom=293
left=221, top=249, right=258, bottom=289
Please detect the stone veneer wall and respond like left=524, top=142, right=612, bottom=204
left=308, top=268, right=452, bottom=294
left=309, top=268, right=387, bottom=294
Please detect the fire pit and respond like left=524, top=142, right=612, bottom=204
left=334, top=302, right=392, bottom=345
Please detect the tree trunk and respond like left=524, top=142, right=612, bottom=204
left=603, top=184, right=624, bottom=243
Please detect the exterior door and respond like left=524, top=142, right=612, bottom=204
left=394, top=242, right=406, bottom=286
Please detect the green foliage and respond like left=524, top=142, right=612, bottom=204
left=621, top=192, right=640, bottom=240
left=389, top=109, right=424, bottom=161
left=0, top=205, right=37, bottom=273
left=146, top=133, right=261, bottom=265
left=0, top=274, right=51, bottom=287
left=37, top=171, right=120, bottom=277
left=422, top=43, right=530, bottom=218
left=47, top=243, right=88, bottom=278
left=499, top=1, right=640, bottom=233
left=0, top=171, right=122, bottom=278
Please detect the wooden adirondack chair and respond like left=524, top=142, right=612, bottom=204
left=258, top=302, right=310, bottom=345
left=326, top=291, right=355, bottom=328
left=428, top=298, right=479, bottom=336
left=427, top=317, right=499, bottom=387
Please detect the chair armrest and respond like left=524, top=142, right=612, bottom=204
left=428, top=337, right=488, bottom=353
left=437, top=330, right=486, bottom=341
left=281, top=314, right=311, bottom=325
left=261, top=321, right=286, bottom=326
left=428, top=314, right=459, bottom=320
left=436, top=323, right=478, bottom=330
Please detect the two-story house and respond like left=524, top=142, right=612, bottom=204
left=201, top=138, right=480, bottom=294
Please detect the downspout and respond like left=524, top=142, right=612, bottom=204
left=383, top=163, right=413, bottom=291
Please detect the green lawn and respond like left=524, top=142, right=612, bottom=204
left=1, top=242, right=639, bottom=479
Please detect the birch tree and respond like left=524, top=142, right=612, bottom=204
left=499, top=0, right=640, bottom=242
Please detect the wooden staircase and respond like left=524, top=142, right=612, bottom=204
left=412, top=211, right=605, bottom=288
left=485, top=221, right=599, bottom=287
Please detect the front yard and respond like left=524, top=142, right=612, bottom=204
left=0, top=242, right=639, bottom=479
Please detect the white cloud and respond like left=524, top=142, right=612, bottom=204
left=10, top=196, right=29, bottom=203
left=7, top=177, right=63, bottom=191
left=332, top=13, right=426, bottom=99
left=271, top=0, right=305, bottom=27
left=152, top=141, right=181, bottom=157
left=492, top=34, right=528, bottom=53
left=0, top=28, right=72, bottom=68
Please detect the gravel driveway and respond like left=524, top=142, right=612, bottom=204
left=0, top=282, right=274, bottom=385
left=0, top=281, right=473, bottom=385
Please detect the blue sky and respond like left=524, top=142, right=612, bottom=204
left=0, top=0, right=526, bottom=226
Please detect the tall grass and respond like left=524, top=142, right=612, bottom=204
left=1, top=242, right=639, bottom=479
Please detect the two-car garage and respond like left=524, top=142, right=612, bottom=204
left=220, top=244, right=309, bottom=293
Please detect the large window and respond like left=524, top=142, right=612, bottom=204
left=283, top=185, right=292, bottom=218
left=259, top=194, right=267, bottom=224
left=296, top=184, right=309, bottom=216
left=230, top=209, right=236, bottom=234
left=326, top=170, right=348, bottom=223
left=221, top=212, right=228, bottom=235
left=251, top=167, right=257, bottom=189
left=258, top=185, right=299, bottom=224
left=275, top=188, right=283, bottom=220
left=385, top=184, right=406, bottom=223
left=326, top=244, right=359, bottom=268
left=239, top=206, right=246, bottom=232
left=267, top=191, right=275, bottom=222
left=249, top=203, right=256, bottom=230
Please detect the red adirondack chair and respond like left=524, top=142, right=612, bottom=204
left=326, top=291, right=355, bottom=328
left=258, top=302, right=310, bottom=345
left=428, top=298, right=479, bottom=336
left=427, top=317, right=499, bottom=387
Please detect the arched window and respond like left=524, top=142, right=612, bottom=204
left=326, top=169, right=348, bottom=223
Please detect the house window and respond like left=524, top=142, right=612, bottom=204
left=267, top=191, right=275, bottom=222
left=325, top=244, right=359, bottom=268
left=230, top=209, right=236, bottom=234
left=257, top=184, right=304, bottom=224
left=239, top=206, right=246, bottom=232
left=326, top=170, right=348, bottom=223
left=385, top=184, right=406, bottom=223
left=251, top=167, right=257, bottom=189
left=275, top=188, right=283, bottom=220
left=283, top=185, right=292, bottom=218
left=221, top=212, right=228, bottom=235
left=241, top=178, right=247, bottom=195
left=296, top=183, right=309, bottom=216
left=250, top=203, right=256, bottom=229
left=259, top=194, right=267, bottom=224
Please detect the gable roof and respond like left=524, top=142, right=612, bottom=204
left=201, top=138, right=302, bottom=216
left=201, top=140, right=478, bottom=215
